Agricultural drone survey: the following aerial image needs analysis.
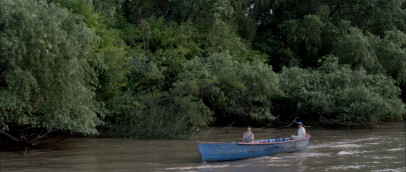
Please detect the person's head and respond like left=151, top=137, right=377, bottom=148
left=247, top=126, right=252, bottom=132
left=297, top=122, right=303, bottom=128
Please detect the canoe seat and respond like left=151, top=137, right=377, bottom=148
left=255, top=137, right=293, bottom=143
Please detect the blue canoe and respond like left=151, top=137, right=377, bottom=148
left=197, top=134, right=311, bottom=162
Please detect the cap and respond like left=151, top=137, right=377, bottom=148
left=297, top=121, right=303, bottom=125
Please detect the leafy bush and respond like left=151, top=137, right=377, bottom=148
left=0, top=0, right=103, bottom=135
left=279, top=56, right=405, bottom=123
left=177, top=52, right=282, bottom=125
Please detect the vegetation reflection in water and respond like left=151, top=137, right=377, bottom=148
left=1, top=122, right=405, bottom=171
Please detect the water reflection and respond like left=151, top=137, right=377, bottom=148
left=0, top=122, right=405, bottom=171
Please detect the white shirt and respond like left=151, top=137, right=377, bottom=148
left=298, top=127, right=306, bottom=139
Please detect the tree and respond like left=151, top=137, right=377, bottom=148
left=177, top=52, right=282, bottom=125
left=279, top=56, right=405, bottom=123
left=0, top=0, right=103, bottom=145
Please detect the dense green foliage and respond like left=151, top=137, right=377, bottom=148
left=177, top=53, right=282, bottom=125
left=1, top=0, right=405, bottom=141
left=0, top=0, right=103, bottom=134
left=279, top=56, right=405, bottom=122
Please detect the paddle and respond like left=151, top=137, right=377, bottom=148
left=275, top=117, right=312, bottom=130
left=275, top=117, right=298, bottom=130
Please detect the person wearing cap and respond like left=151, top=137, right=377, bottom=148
left=291, top=122, right=306, bottom=140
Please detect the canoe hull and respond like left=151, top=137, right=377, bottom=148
left=197, top=134, right=310, bottom=162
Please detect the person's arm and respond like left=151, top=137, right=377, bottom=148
left=251, top=133, right=255, bottom=143
left=303, top=128, right=306, bottom=138
left=242, top=133, right=245, bottom=142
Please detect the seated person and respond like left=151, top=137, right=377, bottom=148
left=243, top=126, right=254, bottom=143
left=291, top=122, right=306, bottom=139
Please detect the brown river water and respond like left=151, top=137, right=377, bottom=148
left=1, top=121, right=405, bottom=172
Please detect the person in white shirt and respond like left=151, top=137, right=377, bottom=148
left=291, top=122, right=306, bottom=140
